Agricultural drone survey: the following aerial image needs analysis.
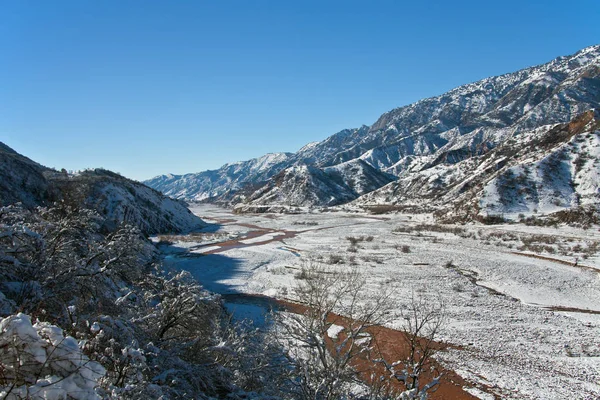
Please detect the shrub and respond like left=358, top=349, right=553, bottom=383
left=327, top=254, right=344, bottom=265
left=451, top=282, right=465, bottom=292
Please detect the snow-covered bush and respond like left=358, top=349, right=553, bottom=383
left=371, top=296, right=445, bottom=400
left=136, top=270, right=220, bottom=346
left=0, top=313, right=105, bottom=399
left=269, top=263, right=444, bottom=400
left=3, top=202, right=439, bottom=398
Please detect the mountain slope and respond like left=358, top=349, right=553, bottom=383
left=0, top=143, right=54, bottom=207
left=0, top=143, right=205, bottom=234
left=299, top=45, right=600, bottom=174
left=50, top=169, right=206, bottom=234
left=357, top=110, right=600, bottom=224
left=246, top=164, right=357, bottom=207
left=145, top=44, right=600, bottom=215
left=323, top=159, right=397, bottom=196
left=233, top=159, right=396, bottom=208
left=147, top=152, right=293, bottom=201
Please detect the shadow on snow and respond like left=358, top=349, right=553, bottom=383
left=160, top=242, right=280, bottom=325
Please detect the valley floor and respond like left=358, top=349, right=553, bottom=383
left=158, top=204, right=600, bottom=400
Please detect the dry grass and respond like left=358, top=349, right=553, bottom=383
left=394, top=224, right=467, bottom=236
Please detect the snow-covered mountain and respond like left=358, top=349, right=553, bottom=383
left=323, top=159, right=397, bottom=196
left=147, top=152, right=293, bottom=201
left=358, top=110, right=600, bottom=223
left=54, top=169, right=206, bottom=234
left=231, top=159, right=396, bottom=209
left=146, top=44, right=600, bottom=217
left=0, top=143, right=205, bottom=234
left=291, top=44, right=600, bottom=175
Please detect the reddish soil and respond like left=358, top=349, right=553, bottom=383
left=340, top=214, right=393, bottom=221
left=195, top=220, right=372, bottom=255
left=204, top=217, right=239, bottom=224
left=535, top=304, right=600, bottom=315
left=268, top=297, right=483, bottom=399
left=201, top=229, right=299, bottom=254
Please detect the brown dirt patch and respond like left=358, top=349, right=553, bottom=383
left=268, top=297, right=483, bottom=399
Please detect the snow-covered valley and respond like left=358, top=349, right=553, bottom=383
left=160, top=204, right=600, bottom=400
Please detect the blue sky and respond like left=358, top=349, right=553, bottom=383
left=2, top=0, right=599, bottom=181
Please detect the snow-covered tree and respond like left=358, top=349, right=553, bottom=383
left=0, top=204, right=245, bottom=398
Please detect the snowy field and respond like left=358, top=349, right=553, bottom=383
left=160, top=204, right=600, bottom=400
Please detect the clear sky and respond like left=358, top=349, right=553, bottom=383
left=2, top=0, right=599, bottom=181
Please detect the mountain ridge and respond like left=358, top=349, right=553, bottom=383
left=0, top=142, right=205, bottom=234
left=145, top=44, right=600, bottom=220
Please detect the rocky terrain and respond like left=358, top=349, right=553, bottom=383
left=233, top=159, right=396, bottom=209
left=361, top=109, right=600, bottom=225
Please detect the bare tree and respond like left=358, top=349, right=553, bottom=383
left=0, top=204, right=228, bottom=398
left=270, top=263, right=445, bottom=400
left=371, top=295, right=445, bottom=399
left=272, top=263, right=395, bottom=399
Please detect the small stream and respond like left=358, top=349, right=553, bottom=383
left=158, top=217, right=304, bottom=325
left=161, top=245, right=283, bottom=325
left=221, top=293, right=285, bottom=325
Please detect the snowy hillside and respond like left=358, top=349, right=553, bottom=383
left=59, top=169, right=206, bottom=234
left=248, top=164, right=357, bottom=207
left=478, top=110, right=600, bottom=220
left=357, top=110, right=600, bottom=224
left=145, top=44, right=600, bottom=216
left=323, top=159, right=396, bottom=196
left=0, top=142, right=54, bottom=207
left=298, top=44, right=600, bottom=174
left=233, top=160, right=396, bottom=208
left=0, top=143, right=205, bottom=234
left=146, top=152, right=293, bottom=201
